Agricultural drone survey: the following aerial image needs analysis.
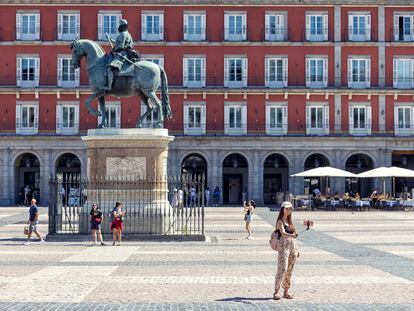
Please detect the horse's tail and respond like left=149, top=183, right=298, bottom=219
left=160, top=66, right=172, bottom=120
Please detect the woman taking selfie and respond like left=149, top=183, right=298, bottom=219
left=243, top=200, right=255, bottom=239
left=273, top=201, right=299, bottom=300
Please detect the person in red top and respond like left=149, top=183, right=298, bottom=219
left=110, top=202, right=125, bottom=246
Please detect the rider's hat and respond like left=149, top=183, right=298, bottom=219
left=119, top=19, right=128, bottom=26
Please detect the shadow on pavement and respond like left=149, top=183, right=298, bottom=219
left=216, top=297, right=273, bottom=303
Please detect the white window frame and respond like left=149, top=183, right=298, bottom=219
left=394, top=105, right=414, bottom=136
left=265, top=12, right=287, bottom=41
left=97, top=102, right=121, bottom=128
left=141, top=55, right=164, bottom=68
left=56, top=102, right=79, bottom=135
left=393, top=58, right=414, bottom=89
left=183, top=56, right=206, bottom=88
left=224, top=57, right=248, bottom=88
left=394, top=13, right=414, bottom=42
left=16, top=101, right=39, bottom=135
left=16, top=56, right=40, bottom=88
left=57, top=12, right=80, bottom=41
left=98, top=12, right=121, bottom=41
left=57, top=56, right=80, bottom=88
left=140, top=102, right=161, bottom=128
left=224, top=12, right=247, bottom=41
left=16, top=13, right=40, bottom=41
left=141, top=12, right=164, bottom=41
left=224, top=103, right=247, bottom=135
left=184, top=102, right=206, bottom=135
left=349, top=104, right=372, bottom=136
left=265, top=56, right=288, bottom=88
left=305, top=12, right=328, bottom=41
left=348, top=57, right=371, bottom=88
left=306, top=57, right=328, bottom=88
left=306, top=104, right=329, bottom=135
left=183, top=12, right=206, bottom=41
left=348, top=13, right=371, bottom=41
left=265, top=103, right=287, bottom=135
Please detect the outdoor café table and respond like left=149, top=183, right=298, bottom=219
left=355, top=200, right=370, bottom=207
left=330, top=200, right=340, bottom=207
left=400, top=200, right=414, bottom=208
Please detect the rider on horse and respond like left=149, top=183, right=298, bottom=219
left=105, top=19, right=140, bottom=91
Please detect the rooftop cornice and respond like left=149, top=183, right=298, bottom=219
left=0, top=0, right=413, bottom=5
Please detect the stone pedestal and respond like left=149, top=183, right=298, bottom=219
left=80, top=128, right=175, bottom=235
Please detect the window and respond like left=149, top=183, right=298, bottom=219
left=17, top=56, right=39, bottom=87
left=184, top=104, right=206, bottom=135
left=265, top=13, right=286, bottom=41
left=141, top=103, right=160, bottom=128
left=58, top=13, right=80, bottom=40
left=184, top=13, right=206, bottom=41
left=224, top=13, right=246, bottom=41
left=58, top=57, right=80, bottom=87
left=306, top=105, right=329, bottom=135
left=349, top=105, right=371, bottom=135
left=98, top=13, right=121, bottom=40
left=306, top=57, right=328, bottom=88
left=141, top=56, right=164, bottom=68
left=393, top=58, right=414, bottom=89
left=348, top=58, right=370, bottom=88
left=183, top=57, right=206, bottom=87
left=266, top=104, right=287, bottom=135
left=56, top=103, right=79, bottom=134
left=16, top=13, right=40, bottom=40
left=224, top=57, right=248, bottom=88
left=224, top=103, right=247, bottom=135
left=16, top=102, right=38, bottom=134
left=142, top=13, right=164, bottom=41
left=394, top=14, right=414, bottom=41
left=265, top=57, right=287, bottom=87
left=394, top=106, right=413, bottom=135
left=348, top=13, right=371, bottom=41
left=98, top=103, right=120, bottom=128
left=306, top=13, right=328, bottom=41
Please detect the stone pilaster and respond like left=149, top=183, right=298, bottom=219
left=334, top=94, right=342, bottom=132
left=379, top=95, right=386, bottom=133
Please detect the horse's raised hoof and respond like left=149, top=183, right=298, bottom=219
left=97, top=124, right=105, bottom=129
left=154, top=123, right=163, bottom=128
left=136, top=122, right=143, bottom=128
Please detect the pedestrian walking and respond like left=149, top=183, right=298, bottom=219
left=189, top=186, right=196, bottom=206
left=273, top=201, right=299, bottom=300
left=90, top=203, right=105, bottom=246
left=110, top=202, right=125, bottom=246
left=19, top=187, right=25, bottom=207
left=205, top=187, right=211, bottom=206
left=171, top=188, right=179, bottom=208
left=213, top=186, right=221, bottom=206
left=178, top=189, right=184, bottom=209
left=24, top=199, right=45, bottom=245
left=24, top=185, right=30, bottom=206
left=243, top=200, right=256, bottom=239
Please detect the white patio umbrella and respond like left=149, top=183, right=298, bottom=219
left=357, top=166, right=414, bottom=197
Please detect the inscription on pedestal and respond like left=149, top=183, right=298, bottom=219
left=106, top=157, right=146, bottom=178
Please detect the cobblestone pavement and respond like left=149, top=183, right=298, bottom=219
left=0, top=206, right=413, bottom=310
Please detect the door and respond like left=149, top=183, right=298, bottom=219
left=263, top=174, right=281, bottom=204
left=223, top=174, right=242, bottom=205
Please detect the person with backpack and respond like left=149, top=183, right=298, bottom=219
left=90, top=203, right=105, bottom=246
left=273, top=201, right=299, bottom=300
left=110, top=202, right=125, bottom=246
left=243, top=200, right=256, bottom=239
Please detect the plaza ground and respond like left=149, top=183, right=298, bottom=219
left=0, top=207, right=413, bottom=310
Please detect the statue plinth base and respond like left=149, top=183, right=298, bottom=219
left=80, top=128, right=175, bottom=235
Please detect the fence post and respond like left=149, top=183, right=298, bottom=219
left=48, top=177, right=58, bottom=234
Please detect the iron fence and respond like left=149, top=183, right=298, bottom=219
left=48, top=174, right=205, bottom=238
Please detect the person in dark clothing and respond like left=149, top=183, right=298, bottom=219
left=90, top=203, right=105, bottom=246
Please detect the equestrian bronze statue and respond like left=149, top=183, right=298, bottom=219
left=70, top=19, right=172, bottom=128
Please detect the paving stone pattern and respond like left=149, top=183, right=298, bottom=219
left=0, top=207, right=413, bottom=310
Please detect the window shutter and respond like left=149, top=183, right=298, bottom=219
left=141, top=14, right=146, bottom=40
left=97, top=14, right=103, bottom=40
left=349, top=106, right=354, bottom=134
left=265, top=14, right=270, bottom=40
left=348, top=58, right=352, bottom=87
left=16, top=105, right=21, bottom=129
left=35, top=58, right=40, bottom=87
left=57, top=13, right=63, bottom=40
left=324, top=105, right=329, bottom=133
left=224, top=106, right=229, bottom=134
left=323, top=58, right=328, bottom=87
left=201, top=105, right=206, bottom=134
left=117, top=14, right=122, bottom=24
left=242, top=105, right=247, bottom=134
left=393, top=58, right=398, bottom=87
left=97, top=112, right=102, bottom=126
left=306, top=106, right=311, bottom=132
left=76, top=14, right=80, bottom=37
left=394, top=15, right=399, bottom=41
left=159, top=14, right=164, bottom=39
left=183, top=14, right=188, bottom=40
left=35, top=14, right=40, bottom=40
left=242, top=58, right=248, bottom=87
left=75, top=68, right=80, bottom=86
left=224, top=58, right=229, bottom=87
left=323, top=14, right=328, bottom=41
left=365, top=14, right=371, bottom=41
left=283, top=58, right=288, bottom=87
left=56, top=104, right=61, bottom=133
left=74, top=105, right=79, bottom=133
left=183, top=106, right=189, bottom=133
left=366, top=58, right=371, bottom=86
left=34, top=105, right=39, bottom=131
left=16, top=13, right=21, bottom=40
left=224, top=14, right=229, bottom=40
left=411, top=59, right=414, bottom=88
left=57, top=58, right=62, bottom=87
left=201, top=58, right=206, bottom=87
left=201, top=14, right=206, bottom=40
left=411, top=16, right=414, bottom=41
left=348, top=14, right=353, bottom=41
left=366, top=105, right=372, bottom=134
left=183, top=58, right=188, bottom=87
left=277, top=15, right=284, bottom=37
left=282, top=105, right=288, bottom=134
left=16, top=57, right=22, bottom=87
left=305, top=14, right=310, bottom=40
left=242, top=13, right=247, bottom=40
left=116, top=105, right=121, bottom=128
left=411, top=107, right=414, bottom=133
left=306, top=58, right=310, bottom=87
left=265, top=58, right=269, bottom=86
left=394, top=106, right=399, bottom=134
left=265, top=106, right=270, bottom=133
